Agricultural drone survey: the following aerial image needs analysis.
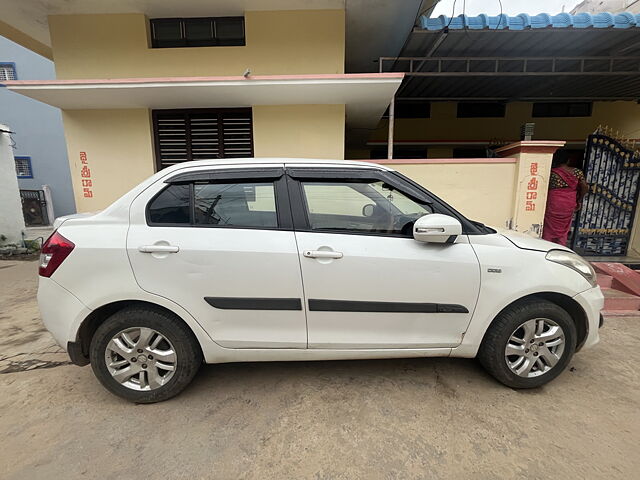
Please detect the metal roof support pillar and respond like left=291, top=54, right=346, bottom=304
left=387, top=96, right=395, bottom=159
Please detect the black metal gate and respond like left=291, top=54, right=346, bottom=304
left=20, top=190, right=49, bottom=226
left=571, top=134, right=640, bottom=256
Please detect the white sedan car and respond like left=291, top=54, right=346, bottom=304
left=38, top=159, right=604, bottom=403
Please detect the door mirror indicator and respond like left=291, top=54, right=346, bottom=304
left=413, top=214, right=462, bottom=244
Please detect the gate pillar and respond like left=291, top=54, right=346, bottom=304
left=495, top=141, right=566, bottom=238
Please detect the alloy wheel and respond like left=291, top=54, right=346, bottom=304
left=504, top=318, right=566, bottom=378
left=104, top=327, right=177, bottom=391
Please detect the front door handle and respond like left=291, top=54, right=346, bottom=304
left=138, top=245, right=180, bottom=253
left=303, top=250, right=343, bottom=259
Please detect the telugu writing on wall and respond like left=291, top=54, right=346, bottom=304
left=525, top=161, right=539, bottom=212
left=79, top=152, right=94, bottom=198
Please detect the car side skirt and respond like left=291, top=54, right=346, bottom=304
left=201, top=347, right=452, bottom=364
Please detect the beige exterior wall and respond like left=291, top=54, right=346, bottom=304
left=253, top=105, right=345, bottom=160
left=48, top=10, right=345, bottom=79
left=384, top=162, right=517, bottom=228
left=361, top=101, right=640, bottom=158
left=62, top=109, right=155, bottom=212
left=64, top=104, right=346, bottom=211
left=50, top=9, right=348, bottom=211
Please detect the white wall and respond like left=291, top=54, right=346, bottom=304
left=0, top=125, right=26, bottom=244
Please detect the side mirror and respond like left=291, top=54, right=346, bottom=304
left=413, top=214, right=462, bottom=244
left=362, top=204, right=375, bottom=217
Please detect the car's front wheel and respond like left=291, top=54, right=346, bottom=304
left=90, top=306, right=202, bottom=403
left=478, top=299, right=577, bottom=389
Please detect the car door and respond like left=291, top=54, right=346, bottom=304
left=127, top=166, right=307, bottom=349
left=287, top=166, right=481, bottom=349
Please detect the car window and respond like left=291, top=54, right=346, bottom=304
left=148, top=184, right=191, bottom=224
left=301, top=180, right=432, bottom=235
left=194, top=182, right=277, bottom=227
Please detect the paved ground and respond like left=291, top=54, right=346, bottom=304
left=1, top=260, right=639, bottom=480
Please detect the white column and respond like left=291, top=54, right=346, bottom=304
left=42, top=184, right=55, bottom=225
left=387, top=96, right=395, bottom=160
left=0, top=124, right=26, bottom=244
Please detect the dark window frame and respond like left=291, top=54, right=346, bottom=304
left=532, top=102, right=592, bottom=118
left=15, top=156, right=33, bottom=178
left=146, top=170, right=293, bottom=231
left=0, top=62, right=17, bottom=81
left=150, top=17, right=245, bottom=48
left=370, top=146, right=428, bottom=159
left=383, top=100, right=431, bottom=119
left=457, top=102, right=506, bottom=118
left=152, top=108, right=254, bottom=171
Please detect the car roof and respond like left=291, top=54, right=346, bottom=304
left=159, top=157, right=394, bottom=174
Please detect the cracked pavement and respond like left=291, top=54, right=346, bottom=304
left=1, top=260, right=639, bottom=480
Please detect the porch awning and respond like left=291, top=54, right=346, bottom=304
left=381, top=12, right=640, bottom=101
left=3, top=73, right=404, bottom=130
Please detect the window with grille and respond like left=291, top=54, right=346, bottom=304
left=150, top=17, right=245, bottom=48
left=152, top=108, right=253, bottom=170
left=15, top=156, right=33, bottom=178
left=382, top=100, right=431, bottom=119
left=0, top=63, right=17, bottom=81
left=532, top=102, right=592, bottom=118
left=457, top=102, right=506, bottom=118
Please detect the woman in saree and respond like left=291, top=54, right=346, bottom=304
left=542, top=151, right=590, bottom=246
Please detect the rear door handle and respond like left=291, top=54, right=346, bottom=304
left=138, top=245, right=180, bottom=253
left=303, top=250, right=343, bottom=259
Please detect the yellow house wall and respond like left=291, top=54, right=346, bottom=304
left=384, top=162, right=517, bottom=228
left=63, top=105, right=345, bottom=211
left=48, top=10, right=345, bottom=79
left=364, top=101, right=640, bottom=158
left=253, top=105, right=345, bottom=159
left=62, top=109, right=155, bottom=212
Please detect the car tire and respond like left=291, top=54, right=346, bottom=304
left=90, top=306, right=202, bottom=403
left=478, top=299, right=577, bottom=389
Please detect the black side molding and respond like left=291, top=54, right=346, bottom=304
left=308, top=299, right=469, bottom=314
left=204, top=297, right=302, bottom=311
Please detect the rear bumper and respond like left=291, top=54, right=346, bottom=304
left=37, top=276, right=91, bottom=351
left=573, top=286, right=605, bottom=351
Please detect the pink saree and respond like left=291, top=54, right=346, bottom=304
left=542, top=167, right=579, bottom=246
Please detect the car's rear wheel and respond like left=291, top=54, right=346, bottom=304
left=478, top=299, right=577, bottom=389
left=90, top=306, right=202, bottom=403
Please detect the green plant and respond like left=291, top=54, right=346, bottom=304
left=24, top=240, right=41, bottom=252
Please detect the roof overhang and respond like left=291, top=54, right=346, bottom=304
left=0, top=0, right=437, bottom=68
left=382, top=12, right=640, bottom=101
left=3, top=73, right=404, bottom=130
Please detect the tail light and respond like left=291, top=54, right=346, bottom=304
left=39, top=231, right=75, bottom=277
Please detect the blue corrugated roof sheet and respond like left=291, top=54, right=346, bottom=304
left=420, top=12, right=640, bottom=31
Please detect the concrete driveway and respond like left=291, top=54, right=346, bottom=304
left=1, top=260, right=639, bottom=480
